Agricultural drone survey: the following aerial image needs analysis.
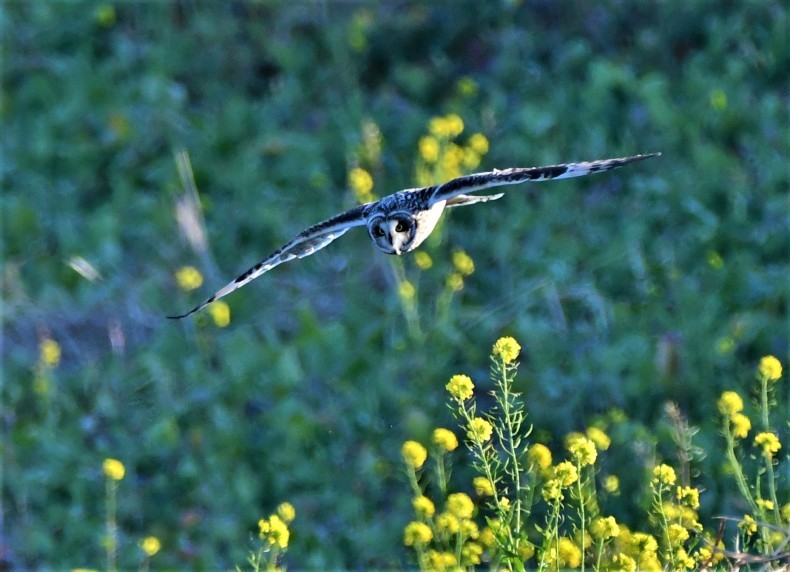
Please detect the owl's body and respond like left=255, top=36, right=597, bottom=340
left=169, top=152, right=659, bottom=319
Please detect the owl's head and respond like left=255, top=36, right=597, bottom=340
left=367, top=213, right=417, bottom=255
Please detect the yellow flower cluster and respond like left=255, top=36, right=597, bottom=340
left=414, top=251, right=433, bottom=270
left=140, top=536, right=161, bottom=557
left=348, top=167, right=375, bottom=204
left=446, top=374, right=474, bottom=402
left=492, top=336, right=521, bottom=364
left=667, top=523, right=690, bottom=546
left=466, top=417, right=493, bottom=443
left=527, top=443, right=552, bottom=470
left=40, top=338, right=61, bottom=368
left=651, top=464, right=677, bottom=487
left=586, top=426, right=611, bottom=450
left=175, top=266, right=203, bottom=291
left=567, top=435, right=597, bottom=467
left=758, top=355, right=782, bottom=381
left=398, top=280, right=416, bottom=300
left=676, top=486, right=700, bottom=510
left=717, top=390, right=743, bottom=416
left=429, top=114, right=465, bottom=139
left=739, top=514, right=757, bottom=536
left=258, top=510, right=292, bottom=549
left=446, top=493, right=474, bottom=519
left=432, top=428, right=458, bottom=452
left=754, top=431, right=781, bottom=458
left=472, top=476, right=494, bottom=497
left=543, top=537, right=582, bottom=569
left=590, top=516, right=620, bottom=540
left=412, top=495, right=435, bottom=519
left=451, top=250, right=475, bottom=276
left=553, top=460, right=578, bottom=487
left=402, top=440, right=428, bottom=469
left=209, top=300, right=231, bottom=327
left=103, top=458, right=125, bottom=481
left=404, top=521, right=432, bottom=546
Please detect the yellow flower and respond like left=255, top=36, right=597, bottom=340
left=586, top=427, right=611, bottom=451
left=492, top=336, right=521, bottom=364
left=478, top=526, right=495, bottom=548
left=568, top=436, right=597, bottom=467
left=717, top=391, right=743, bottom=416
left=756, top=498, right=774, bottom=511
left=445, top=114, right=464, bottom=137
left=446, top=493, right=474, bottom=519
left=781, top=503, right=790, bottom=522
left=739, top=514, right=757, bottom=536
left=277, top=502, right=296, bottom=523
left=412, top=495, right=435, bottom=519
left=348, top=167, right=374, bottom=203
left=403, top=522, right=431, bottom=547
left=426, top=550, right=457, bottom=570
left=516, top=539, right=535, bottom=561
left=446, top=272, right=464, bottom=292
left=668, top=523, right=689, bottom=546
left=402, top=440, right=428, bottom=469
left=103, top=458, right=125, bottom=481
left=467, top=133, right=489, bottom=155
left=40, top=338, right=61, bottom=368
left=460, top=518, right=479, bottom=539
left=758, top=355, right=782, bottom=381
left=558, top=537, right=582, bottom=568
left=754, top=431, right=781, bottom=458
left=676, top=486, right=700, bottom=510
left=429, top=117, right=449, bottom=138
left=630, top=532, right=658, bottom=558
left=553, top=461, right=578, bottom=487
left=432, top=428, right=458, bottom=452
left=265, top=514, right=290, bottom=548
left=140, top=536, right=161, bottom=557
left=398, top=280, right=416, bottom=300
left=456, top=76, right=478, bottom=96
left=467, top=417, right=493, bottom=443
left=611, top=552, right=636, bottom=572
left=603, top=475, right=620, bottom=494
left=541, top=479, right=563, bottom=502
left=498, top=496, right=511, bottom=510
left=452, top=249, right=475, bottom=276
left=419, top=136, right=440, bottom=163
left=731, top=412, right=751, bottom=439
left=675, top=548, right=696, bottom=569
left=527, top=443, right=552, bottom=470
left=590, top=516, right=620, bottom=540
left=435, top=512, right=460, bottom=535
left=651, top=464, right=677, bottom=487
left=208, top=300, right=230, bottom=327
left=472, top=476, right=494, bottom=496
left=446, top=374, right=474, bottom=401
left=175, top=266, right=203, bottom=291
left=461, top=541, right=483, bottom=566
left=462, top=148, right=481, bottom=170
left=414, top=251, right=433, bottom=270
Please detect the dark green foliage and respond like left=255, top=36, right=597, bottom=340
left=2, top=1, right=787, bottom=568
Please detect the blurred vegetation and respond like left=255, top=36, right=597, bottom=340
left=2, top=1, right=788, bottom=569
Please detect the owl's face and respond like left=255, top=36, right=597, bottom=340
left=367, top=213, right=417, bottom=255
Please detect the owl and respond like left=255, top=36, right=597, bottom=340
left=168, top=152, right=659, bottom=319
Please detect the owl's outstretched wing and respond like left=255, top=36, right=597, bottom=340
left=167, top=204, right=369, bottom=319
left=429, top=153, right=660, bottom=206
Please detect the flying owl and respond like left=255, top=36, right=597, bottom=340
left=168, top=152, right=659, bottom=319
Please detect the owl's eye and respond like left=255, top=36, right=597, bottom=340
left=373, top=226, right=385, bottom=237
left=395, top=222, right=406, bottom=233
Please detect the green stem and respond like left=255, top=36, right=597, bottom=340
left=106, top=479, right=118, bottom=572
left=723, top=423, right=758, bottom=514
left=576, top=460, right=586, bottom=572
left=499, top=359, right=523, bottom=535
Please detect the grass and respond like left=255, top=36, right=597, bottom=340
left=2, top=2, right=788, bottom=569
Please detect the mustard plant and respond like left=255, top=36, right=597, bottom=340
left=240, top=502, right=296, bottom=572
left=400, top=339, right=787, bottom=571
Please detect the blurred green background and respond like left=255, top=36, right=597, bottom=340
left=2, top=1, right=788, bottom=569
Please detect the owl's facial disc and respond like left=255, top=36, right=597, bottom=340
left=368, top=214, right=415, bottom=255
